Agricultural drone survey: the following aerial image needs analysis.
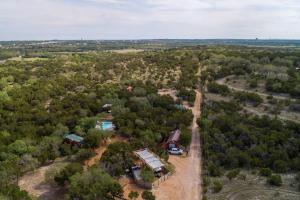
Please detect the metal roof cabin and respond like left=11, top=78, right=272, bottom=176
left=163, top=129, right=181, bottom=149
left=64, top=134, right=84, bottom=146
left=134, top=149, right=164, bottom=172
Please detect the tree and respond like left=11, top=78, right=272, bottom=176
left=84, top=129, right=102, bottom=148
left=142, top=190, right=155, bottom=200
left=54, top=163, right=83, bottom=186
left=179, top=129, right=192, bottom=147
left=68, top=167, right=123, bottom=200
left=273, top=160, right=287, bottom=173
left=128, top=191, right=139, bottom=200
left=268, top=175, right=282, bottom=186
left=140, top=167, right=155, bottom=183
left=208, top=163, right=222, bottom=177
left=7, top=140, right=30, bottom=156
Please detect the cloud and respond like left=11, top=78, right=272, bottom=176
left=0, top=0, right=299, bottom=40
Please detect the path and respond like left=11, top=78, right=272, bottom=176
left=84, top=135, right=126, bottom=169
left=153, top=90, right=202, bottom=200
left=216, top=76, right=298, bottom=102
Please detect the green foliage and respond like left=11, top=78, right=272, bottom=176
left=273, top=160, right=288, bottom=173
left=54, top=163, right=83, bottom=186
left=0, top=185, right=31, bottom=200
left=100, top=142, right=134, bottom=176
left=68, top=167, right=123, bottom=200
left=249, top=78, right=258, bottom=88
left=268, top=174, right=283, bottom=186
left=84, top=129, right=103, bottom=148
left=207, top=82, right=230, bottom=95
left=179, top=129, right=192, bottom=147
left=140, top=167, right=155, bottom=183
left=202, top=101, right=300, bottom=174
left=208, top=164, right=222, bottom=177
left=128, top=191, right=139, bottom=200
left=233, top=91, right=263, bottom=106
left=226, top=169, right=240, bottom=180
left=212, top=180, right=223, bottom=193
left=142, top=190, right=156, bottom=200
left=259, top=168, right=272, bottom=177
left=75, top=149, right=95, bottom=163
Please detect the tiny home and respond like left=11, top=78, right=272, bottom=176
left=134, top=148, right=165, bottom=173
left=164, top=129, right=181, bottom=149
left=64, top=134, right=84, bottom=147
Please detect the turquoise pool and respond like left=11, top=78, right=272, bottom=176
left=102, top=121, right=113, bottom=131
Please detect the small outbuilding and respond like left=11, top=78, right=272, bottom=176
left=134, top=148, right=164, bottom=173
left=64, top=134, right=84, bottom=147
left=164, top=129, right=181, bottom=149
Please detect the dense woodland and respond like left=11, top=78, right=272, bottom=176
left=200, top=46, right=300, bottom=197
left=0, top=48, right=198, bottom=199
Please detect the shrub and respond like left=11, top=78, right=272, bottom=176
left=226, top=169, right=240, bottom=180
left=142, top=191, right=155, bottom=200
left=212, top=180, right=223, bottom=193
left=140, top=167, right=155, bottom=183
left=54, top=163, right=83, bottom=186
left=273, top=160, right=287, bottom=173
left=207, top=82, right=230, bottom=96
left=268, top=175, right=282, bottom=186
left=259, top=168, right=272, bottom=177
left=128, top=191, right=139, bottom=200
left=208, top=164, right=222, bottom=177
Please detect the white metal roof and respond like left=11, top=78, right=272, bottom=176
left=134, top=149, right=164, bottom=171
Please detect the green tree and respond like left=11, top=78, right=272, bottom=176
left=54, top=163, right=83, bottom=186
left=140, top=167, right=155, bottom=183
left=268, top=175, right=282, bottom=186
left=259, top=168, right=272, bottom=177
left=128, top=191, right=139, bottom=200
left=68, top=167, right=123, bottom=200
left=142, top=190, right=155, bottom=200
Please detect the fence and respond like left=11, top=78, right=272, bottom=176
left=151, top=172, right=172, bottom=188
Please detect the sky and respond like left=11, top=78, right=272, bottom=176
left=0, top=0, right=300, bottom=40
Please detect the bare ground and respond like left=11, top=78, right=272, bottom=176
left=119, top=176, right=144, bottom=200
left=153, top=90, right=202, bottom=200
left=18, top=157, right=69, bottom=200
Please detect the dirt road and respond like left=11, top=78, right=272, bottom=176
left=216, top=76, right=297, bottom=102
left=153, top=90, right=202, bottom=200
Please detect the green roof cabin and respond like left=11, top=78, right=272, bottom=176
left=64, top=134, right=84, bottom=146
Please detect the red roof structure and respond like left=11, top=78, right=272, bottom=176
left=163, top=129, right=181, bottom=149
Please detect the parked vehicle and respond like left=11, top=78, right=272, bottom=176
left=168, top=147, right=183, bottom=155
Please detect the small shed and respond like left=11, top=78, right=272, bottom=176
left=134, top=149, right=164, bottom=172
left=102, top=104, right=112, bottom=113
left=164, top=129, right=181, bottom=149
left=64, top=134, right=84, bottom=146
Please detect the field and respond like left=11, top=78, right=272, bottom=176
left=206, top=171, right=300, bottom=200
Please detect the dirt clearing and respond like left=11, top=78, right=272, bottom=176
left=18, top=157, right=68, bottom=200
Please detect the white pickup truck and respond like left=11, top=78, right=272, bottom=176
left=168, top=147, right=183, bottom=155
